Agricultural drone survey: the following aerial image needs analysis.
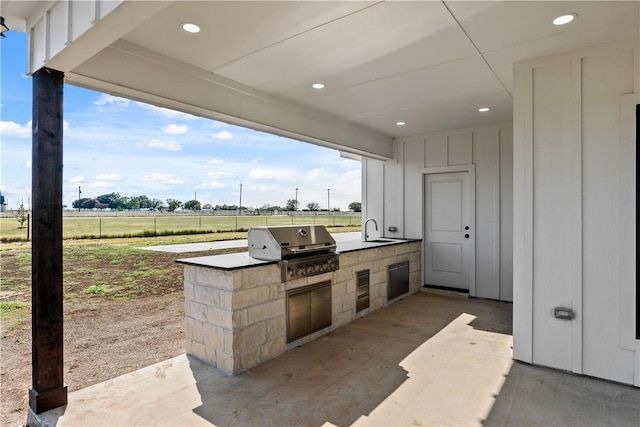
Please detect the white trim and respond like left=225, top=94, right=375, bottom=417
left=514, top=37, right=638, bottom=73
left=620, top=93, right=639, bottom=355
left=420, top=164, right=476, bottom=296
left=402, top=121, right=514, bottom=141
left=569, top=57, right=583, bottom=374
left=512, top=65, right=534, bottom=363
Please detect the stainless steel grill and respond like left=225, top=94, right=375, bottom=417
left=248, top=225, right=339, bottom=281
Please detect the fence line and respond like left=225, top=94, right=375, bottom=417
left=0, top=214, right=362, bottom=241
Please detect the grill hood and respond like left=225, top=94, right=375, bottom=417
left=248, top=225, right=336, bottom=261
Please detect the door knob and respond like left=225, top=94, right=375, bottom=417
left=464, top=234, right=469, bottom=238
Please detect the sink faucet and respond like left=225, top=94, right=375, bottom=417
left=364, top=218, right=378, bottom=241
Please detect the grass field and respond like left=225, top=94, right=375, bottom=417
left=0, top=213, right=361, bottom=241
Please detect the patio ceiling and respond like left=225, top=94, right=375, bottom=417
left=3, top=1, right=639, bottom=157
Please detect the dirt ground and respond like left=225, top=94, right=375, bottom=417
left=0, top=242, right=243, bottom=427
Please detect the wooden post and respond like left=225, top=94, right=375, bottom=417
left=30, top=67, right=67, bottom=414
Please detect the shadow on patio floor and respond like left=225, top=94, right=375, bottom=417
left=35, top=293, right=637, bottom=426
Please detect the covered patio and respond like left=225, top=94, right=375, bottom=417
left=1, top=0, right=638, bottom=423
left=32, top=292, right=639, bottom=426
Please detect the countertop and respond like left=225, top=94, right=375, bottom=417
left=176, top=238, right=420, bottom=271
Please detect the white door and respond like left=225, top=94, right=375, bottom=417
left=424, top=172, right=472, bottom=290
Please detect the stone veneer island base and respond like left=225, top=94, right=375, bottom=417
left=178, top=239, right=421, bottom=374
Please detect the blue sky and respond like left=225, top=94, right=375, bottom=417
left=1, top=32, right=361, bottom=211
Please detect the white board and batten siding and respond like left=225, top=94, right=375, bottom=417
left=363, top=123, right=514, bottom=302
left=513, top=38, right=639, bottom=385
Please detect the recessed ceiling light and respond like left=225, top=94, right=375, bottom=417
left=181, top=22, right=201, bottom=33
left=396, top=121, right=406, bottom=126
left=312, top=83, right=325, bottom=89
left=478, top=107, right=490, bottom=112
left=553, top=13, right=577, bottom=26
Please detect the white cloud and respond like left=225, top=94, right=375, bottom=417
left=63, top=120, right=70, bottom=131
left=1, top=120, right=31, bottom=138
left=139, top=139, right=182, bottom=151
left=24, top=160, right=31, bottom=168
left=70, top=176, right=85, bottom=184
left=207, top=158, right=226, bottom=165
left=212, top=130, right=233, bottom=140
left=94, top=94, right=130, bottom=111
left=93, top=181, right=114, bottom=188
left=95, top=174, right=123, bottom=181
left=135, top=102, right=198, bottom=120
left=207, top=171, right=233, bottom=178
left=248, top=168, right=294, bottom=181
left=197, top=181, right=225, bottom=189
left=141, top=173, right=184, bottom=185
left=162, top=124, right=188, bottom=135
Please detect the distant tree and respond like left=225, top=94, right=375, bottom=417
left=94, top=201, right=109, bottom=210
left=15, top=202, right=28, bottom=229
left=72, top=197, right=93, bottom=210
left=151, top=198, right=164, bottom=210
left=96, top=192, right=124, bottom=210
left=81, top=199, right=96, bottom=209
left=183, top=199, right=202, bottom=211
left=166, top=199, right=182, bottom=212
left=285, top=199, right=298, bottom=211
left=202, top=203, right=212, bottom=210
left=348, top=202, right=362, bottom=212
left=307, top=202, right=320, bottom=211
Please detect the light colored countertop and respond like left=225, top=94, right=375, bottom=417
left=176, top=238, right=420, bottom=271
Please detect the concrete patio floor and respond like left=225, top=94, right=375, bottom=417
left=32, top=292, right=639, bottom=426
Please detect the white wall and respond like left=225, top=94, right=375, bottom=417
left=362, top=123, right=514, bottom=301
left=513, top=39, right=638, bottom=385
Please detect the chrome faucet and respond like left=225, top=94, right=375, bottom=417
left=364, top=218, right=378, bottom=241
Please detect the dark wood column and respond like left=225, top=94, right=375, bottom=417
left=29, top=67, right=67, bottom=414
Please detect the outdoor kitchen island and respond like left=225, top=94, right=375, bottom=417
left=177, top=229, right=421, bottom=375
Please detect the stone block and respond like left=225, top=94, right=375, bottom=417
left=196, top=267, right=233, bottom=290
left=285, top=276, right=309, bottom=290
left=332, top=281, right=347, bottom=297
left=234, top=321, right=267, bottom=353
left=266, top=315, right=286, bottom=341
left=184, top=317, right=204, bottom=343
left=207, top=306, right=233, bottom=329
left=342, top=291, right=356, bottom=311
left=409, top=252, right=421, bottom=271
left=394, top=244, right=410, bottom=256
left=247, top=299, right=284, bottom=324
left=261, top=339, right=286, bottom=361
left=194, top=285, right=222, bottom=307
left=184, top=279, right=195, bottom=301
left=269, top=283, right=283, bottom=300
left=188, top=300, right=208, bottom=323
left=333, top=310, right=353, bottom=329
left=241, top=264, right=280, bottom=289
left=232, top=309, right=248, bottom=328
left=334, top=265, right=353, bottom=283
left=371, top=271, right=386, bottom=288
left=239, top=347, right=262, bottom=370
left=223, top=329, right=234, bottom=354
left=184, top=267, right=197, bottom=286
left=371, top=298, right=385, bottom=311
left=203, top=325, right=224, bottom=350
left=332, top=295, right=343, bottom=314
left=233, top=286, right=271, bottom=309
left=339, top=252, right=357, bottom=267
left=357, top=248, right=379, bottom=263
left=191, top=340, right=216, bottom=366
left=216, top=352, right=234, bottom=374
